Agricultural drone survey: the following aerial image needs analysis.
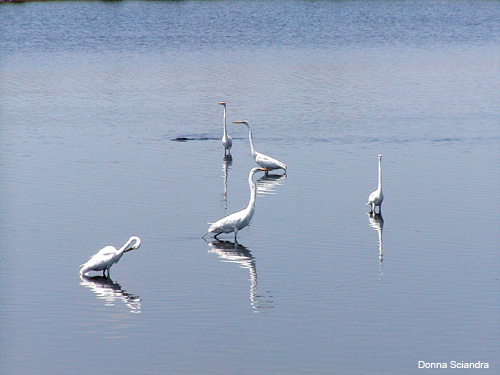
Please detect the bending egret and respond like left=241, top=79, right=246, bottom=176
left=367, top=154, right=384, bottom=214
left=79, top=236, right=141, bottom=277
left=233, top=120, right=287, bottom=173
left=219, top=102, right=232, bottom=156
left=203, top=167, right=269, bottom=241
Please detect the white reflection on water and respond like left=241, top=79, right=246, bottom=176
left=207, top=240, right=274, bottom=312
left=367, top=213, right=384, bottom=276
left=220, top=160, right=285, bottom=212
left=221, top=155, right=233, bottom=212
left=79, top=275, right=142, bottom=314
left=256, top=173, right=287, bottom=197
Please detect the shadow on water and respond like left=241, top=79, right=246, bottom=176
left=367, top=213, right=384, bottom=277
left=206, top=240, right=274, bottom=312
left=79, top=275, right=142, bottom=314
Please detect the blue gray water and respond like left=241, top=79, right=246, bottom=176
left=1, top=1, right=499, bottom=374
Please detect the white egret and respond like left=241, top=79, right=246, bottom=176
left=79, top=236, right=141, bottom=277
left=219, top=102, right=232, bottom=156
left=203, top=167, right=269, bottom=241
left=233, top=120, right=287, bottom=173
left=367, top=154, right=384, bottom=214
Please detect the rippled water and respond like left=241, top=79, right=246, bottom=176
left=1, top=1, right=499, bottom=374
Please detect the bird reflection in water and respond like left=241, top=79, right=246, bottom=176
left=80, top=274, right=142, bottom=313
left=256, top=173, right=287, bottom=198
left=367, top=212, right=384, bottom=276
left=221, top=154, right=232, bottom=212
left=206, top=240, right=274, bottom=312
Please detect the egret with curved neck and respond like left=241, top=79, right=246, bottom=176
left=203, top=167, right=268, bottom=241
left=367, top=154, right=384, bottom=214
left=219, top=102, right=232, bottom=156
left=233, top=120, right=287, bottom=174
left=79, top=236, right=141, bottom=277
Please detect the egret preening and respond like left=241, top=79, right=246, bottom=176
left=367, top=154, right=384, bottom=214
left=79, top=236, right=141, bottom=277
left=219, top=102, right=232, bottom=156
left=233, top=120, right=287, bottom=174
left=203, top=167, right=269, bottom=241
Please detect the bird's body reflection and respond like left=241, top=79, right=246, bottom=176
left=367, top=213, right=384, bottom=276
left=206, top=240, right=273, bottom=312
left=222, top=155, right=232, bottom=212
left=256, top=173, right=287, bottom=197
left=80, top=275, right=142, bottom=313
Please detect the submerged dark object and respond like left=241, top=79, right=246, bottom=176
left=170, top=136, right=216, bottom=142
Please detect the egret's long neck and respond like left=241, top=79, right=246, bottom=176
left=247, top=127, right=257, bottom=156
left=119, top=237, right=139, bottom=254
left=377, top=158, right=382, bottom=191
left=118, top=239, right=133, bottom=254
left=246, top=173, right=257, bottom=212
left=222, top=106, right=228, bottom=136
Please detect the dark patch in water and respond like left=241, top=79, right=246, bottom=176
left=433, top=137, right=461, bottom=143
left=170, top=136, right=245, bottom=142
left=171, top=136, right=216, bottom=142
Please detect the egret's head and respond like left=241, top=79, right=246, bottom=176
left=218, top=102, right=226, bottom=106
left=378, top=154, right=382, bottom=159
left=124, top=236, right=141, bottom=252
left=233, top=120, right=250, bottom=127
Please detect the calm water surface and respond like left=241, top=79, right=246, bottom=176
left=1, top=1, right=499, bottom=374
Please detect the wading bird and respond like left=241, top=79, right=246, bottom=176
left=79, top=236, right=141, bottom=277
left=233, top=120, right=287, bottom=174
left=219, top=102, right=232, bottom=156
left=203, top=167, right=268, bottom=241
left=367, top=154, right=384, bottom=214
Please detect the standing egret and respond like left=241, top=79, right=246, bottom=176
left=79, top=236, right=141, bottom=277
left=367, top=154, right=384, bottom=214
left=219, top=102, right=232, bottom=156
left=203, top=167, right=269, bottom=241
left=233, top=120, right=287, bottom=174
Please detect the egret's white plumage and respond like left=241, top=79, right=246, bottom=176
left=367, top=154, right=384, bottom=214
left=203, top=167, right=268, bottom=241
left=219, top=102, right=232, bottom=155
left=234, top=120, right=287, bottom=173
left=79, top=236, right=141, bottom=276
